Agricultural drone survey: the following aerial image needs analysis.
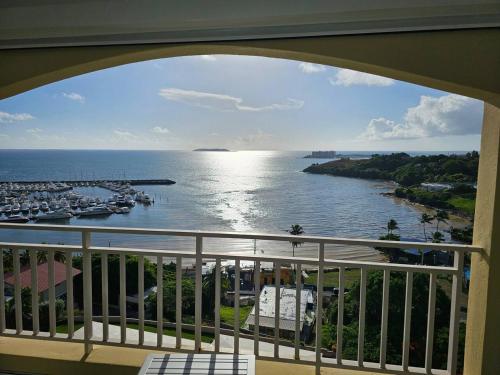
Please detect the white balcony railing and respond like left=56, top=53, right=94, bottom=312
left=0, top=223, right=481, bottom=375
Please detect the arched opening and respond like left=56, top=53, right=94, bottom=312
left=0, top=50, right=490, bottom=373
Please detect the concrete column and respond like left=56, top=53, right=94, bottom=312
left=464, top=102, right=500, bottom=375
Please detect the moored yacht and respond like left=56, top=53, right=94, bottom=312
left=35, top=210, right=73, bottom=221
left=78, top=205, right=112, bottom=217
left=0, top=214, right=30, bottom=223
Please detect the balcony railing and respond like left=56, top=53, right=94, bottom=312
left=0, top=223, right=481, bottom=375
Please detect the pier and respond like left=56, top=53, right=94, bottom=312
left=0, top=178, right=176, bottom=186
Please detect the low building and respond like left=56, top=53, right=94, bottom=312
left=4, top=261, right=82, bottom=302
left=245, top=285, right=315, bottom=342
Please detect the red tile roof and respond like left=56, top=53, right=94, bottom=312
left=4, top=261, right=82, bottom=294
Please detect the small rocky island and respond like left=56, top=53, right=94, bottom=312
left=193, top=148, right=231, bottom=152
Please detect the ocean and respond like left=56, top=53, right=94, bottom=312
left=0, top=149, right=458, bottom=261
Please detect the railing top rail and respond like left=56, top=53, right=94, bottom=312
left=0, top=223, right=481, bottom=253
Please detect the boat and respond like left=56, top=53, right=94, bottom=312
left=115, top=207, right=130, bottom=214
left=35, top=210, right=73, bottom=221
left=21, top=202, right=30, bottom=213
left=31, top=202, right=40, bottom=212
left=143, top=194, right=152, bottom=204
left=12, top=202, right=20, bottom=214
left=40, top=201, right=49, bottom=211
left=78, top=205, right=113, bottom=217
left=0, top=214, right=30, bottom=223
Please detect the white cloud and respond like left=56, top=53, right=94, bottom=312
left=360, top=94, right=482, bottom=140
left=200, top=55, right=217, bottom=61
left=62, top=92, right=85, bottom=103
left=330, top=69, right=395, bottom=87
left=152, top=126, right=170, bottom=134
left=299, top=62, right=326, bottom=74
left=26, top=128, right=42, bottom=134
left=113, top=130, right=136, bottom=139
left=0, top=111, right=35, bottom=123
left=159, top=88, right=304, bottom=112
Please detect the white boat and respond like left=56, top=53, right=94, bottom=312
left=115, top=207, right=130, bottom=214
left=78, top=205, right=113, bottom=217
left=35, top=210, right=73, bottom=221
left=12, top=202, right=20, bottom=214
left=21, top=202, right=30, bottom=213
left=40, top=201, right=49, bottom=211
left=31, top=202, right=40, bottom=212
left=143, top=194, right=152, bottom=204
left=0, top=214, right=30, bottom=223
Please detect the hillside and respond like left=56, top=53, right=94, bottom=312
left=303, top=152, right=479, bottom=187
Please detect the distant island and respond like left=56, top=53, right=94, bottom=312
left=303, top=150, right=337, bottom=159
left=193, top=148, right=230, bottom=152
left=304, top=152, right=479, bottom=218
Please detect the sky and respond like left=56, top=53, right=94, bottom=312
left=0, top=55, right=484, bottom=151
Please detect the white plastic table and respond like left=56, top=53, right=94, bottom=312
left=138, top=354, right=256, bottom=375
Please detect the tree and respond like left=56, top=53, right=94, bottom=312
left=435, top=210, right=449, bottom=232
left=420, top=213, right=433, bottom=241
left=288, top=224, right=304, bottom=257
left=387, top=219, right=399, bottom=236
left=324, top=271, right=452, bottom=369
left=202, top=266, right=229, bottom=320
left=432, top=231, right=445, bottom=243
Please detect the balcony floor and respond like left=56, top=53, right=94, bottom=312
left=0, top=336, right=393, bottom=375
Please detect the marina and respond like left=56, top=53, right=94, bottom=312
left=0, top=179, right=171, bottom=222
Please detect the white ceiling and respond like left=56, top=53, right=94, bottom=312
left=1, top=0, right=500, bottom=49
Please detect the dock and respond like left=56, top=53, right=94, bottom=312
left=0, top=179, right=176, bottom=186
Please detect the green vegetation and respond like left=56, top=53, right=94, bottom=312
left=126, top=323, right=214, bottom=343
left=304, top=152, right=478, bottom=186
left=323, top=270, right=465, bottom=371
left=306, top=268, right=361, bottom=288
left=304, top=152, right=478, bottom=217
left=219, top=305, right=253, bottom=328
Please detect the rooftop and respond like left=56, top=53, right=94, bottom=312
left=4, top=261, right=81, bottom=294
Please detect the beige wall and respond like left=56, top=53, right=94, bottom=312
left=1, top=29, right=499, bottom=106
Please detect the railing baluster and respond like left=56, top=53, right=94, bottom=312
left=295, top=263, right=302, bottom=360
left=358, top=267, right=367, bottom=366
left=380, top=269, right=390, bottom=368
left=234, top=259, right=240, bottom=354
left=254, top=259, right=260, bottom=357
left=13, top=249, right=22, bottom=334
left=315, top=243, right=325, bottom=375
left=0, top=249, right=5, bottom=333
left=30, top=249, right=39, bottom=336
left=274, top=261, right=281, bottom=358
left=138, top=255, right=144, bottom=346
left=101, top=253, right=109, bottom=342
left=425, top=272, right=437, bottom=374
left=447, top=251, right=464, bottom=375
left=66, top=251, right=74, bottom=339
left=194, top=235, right=203, bottom=352
left=48, top=249, right=56, bottom=337
left=215, top=258, right=221, bottom=353
left=156, top=255, right=163, bottom=347
left=82, top=231, right=93, bottom=354
left=337, top=266, right=345, bottom=364
left=402, top=271, right=413, bottom=371
left=176, top=256, right=182, bottom=349
left=119, top=253, right=126, bottom=343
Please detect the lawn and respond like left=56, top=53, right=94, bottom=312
left=56, top=321, right=213, bottom=343
left=448, top=197, right=476, bottom=216
left=306, top=268, right=361, bottom=288
left=219, top=305, right=253, bottom=328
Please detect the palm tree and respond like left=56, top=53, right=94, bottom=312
left=420, top=213, right=433, bottom=241
left=288, top=224, right=304, bottom=257
left=387, top=219, right=399, bottom=235
left=435, top=210, right=449, bottom=232
left=432, top=231, right=445, bottom=243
